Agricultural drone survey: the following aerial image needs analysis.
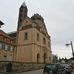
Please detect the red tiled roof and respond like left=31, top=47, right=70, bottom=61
left=0, top=30, right=13, bottom=40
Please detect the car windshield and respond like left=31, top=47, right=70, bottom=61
left=60, top=64, right=69, bottom=68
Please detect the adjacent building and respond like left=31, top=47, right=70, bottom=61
left=0, top=22, right=15, bottom=61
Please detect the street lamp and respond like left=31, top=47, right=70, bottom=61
left=65, top=41, right=74, bottom=59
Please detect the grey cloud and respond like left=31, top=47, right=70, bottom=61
left=0, top=0, right=74, bottom=58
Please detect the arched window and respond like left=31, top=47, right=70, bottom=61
left=37, top=53, right=40, bottom=63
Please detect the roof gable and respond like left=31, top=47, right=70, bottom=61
left=31, top=13, right=48, bottom=35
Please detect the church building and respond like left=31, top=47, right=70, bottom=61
left=15, top=2, right=52, bottom=63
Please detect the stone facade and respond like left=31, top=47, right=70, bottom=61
left=0, top=29, right=15, bottom=61
left=0, top=2, right=52, bottom=63
left=15, top=2, right=52, bottom=63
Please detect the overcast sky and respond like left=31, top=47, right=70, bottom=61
left=0, top=0, right=74, bottom=59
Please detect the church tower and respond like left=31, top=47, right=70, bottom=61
left=18, top=2, right=28, bottom=30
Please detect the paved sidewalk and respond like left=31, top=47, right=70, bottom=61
left=0, top=69, right=43, bottom=74
left=15, top=69, right=43, bottom=74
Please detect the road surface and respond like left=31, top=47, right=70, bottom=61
left=15, top=69, right=43, bottom=74
left=0, top=69, right=74, bottom=74
left=15, top=69, right=74, bottom=74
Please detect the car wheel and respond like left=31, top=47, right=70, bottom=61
left=43, top=71, right=49, bottom=74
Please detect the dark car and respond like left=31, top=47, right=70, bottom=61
left=43, top=64, right=66, bottom=74
left=61, top=64, right=73, bottom=74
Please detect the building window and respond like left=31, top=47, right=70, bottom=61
left=24, top=32, right=28, bottom=40
left=8, top=45, right=10, bottom=51
left=20, top=8, right=23, bottom=12
left=10, top=46, right=14, bottom=51
left=5, top=44, right=8, bottom=50
left=48, top=41, right=50, bottom=47
left=19, top=18, right=22, bottom=22
left=20, top=13, right=23, bottom=17
left=2, top=43, right=5, bottom=49
left=43, top=38, right=46, bottom=44
left=37, top=53, right=40, bottom=63
left=0, top=42, right=2, bottom=49
left=37, top=33, right=39, bottom=41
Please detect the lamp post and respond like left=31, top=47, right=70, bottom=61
left=66, top=41, right=74, bottom=59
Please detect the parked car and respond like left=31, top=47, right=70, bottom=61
left=43, top=64, right=66, bottom=74
left=61, top=63, right=73, bottom=74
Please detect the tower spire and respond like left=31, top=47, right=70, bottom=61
left=22, top=1, right=26, bottom=7
left=17, top=1, right=28, bottom=30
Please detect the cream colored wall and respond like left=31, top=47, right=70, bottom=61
left=31, top=28, right=52, bottom=63
left=16, top=45, right=32, bottom=62
left=16, top=28, right=34, bottom=62
left=0, top=50, right=13, bottom=61
left=16, top=25, right=52, bottom=63
left=17, top=28, right=34, bottom=45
